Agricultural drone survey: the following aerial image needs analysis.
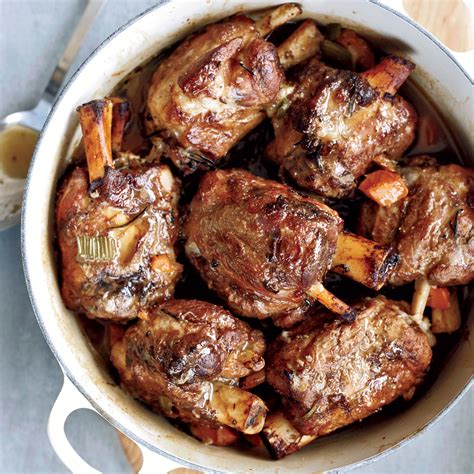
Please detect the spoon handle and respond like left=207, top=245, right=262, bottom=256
left=42, top=0, right=106, bottom=103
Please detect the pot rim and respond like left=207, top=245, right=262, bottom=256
left=21, top=1, right=473, bottom=472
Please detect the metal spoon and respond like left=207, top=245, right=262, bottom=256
left=0, top=0, right=106, bottom=230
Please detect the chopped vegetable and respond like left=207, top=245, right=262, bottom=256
left=325, top=23, right=342, bottom=41
left=372, top=154, right=397, bottom=171
left=325, top=24, right=375, bottom=71
left=321, top=39, right=352, bottom=69
left=413, top=115, right=446, bottom=154
left=335, top=28, right=376, bottom=71
left=240, top=369, right=265, bottom=390
left=402, top=386, right=416, bottom=401
left=359, top=170, right=409, bottom=207
left=427, top=287, right=451, bottom=310
left=190, top=423, right=240, bottom=446
left=431, top=289, right=461, bottom=334
left=157, top=395, right=176, bottom=417
left=76, top=235, right=117, bottom=261
left=105, top=324, right=126, bottom=352
left=150, top=254, right=173, bottom=273
left=243, top=433, right=264, bottom=448
left=137, top=310, right=150, bottom=321
left=277, top=19, right=323, bottom=70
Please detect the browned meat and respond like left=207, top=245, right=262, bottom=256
left=266, top=55, right=417, bottom=197
left=146, top=5, right=303, bottom=174
left=359, top=156, right=474, bottom=286
left=184, top=169, right=343, bottom=326
left=56, top=99, right=182, bottom=322
left=57, top=164, right=181, bottom=322
left=111, top=299, right=267, bottom=434
left=265, top=296, right=432, bottom=439
left=184, top=169, right=400, bottom=325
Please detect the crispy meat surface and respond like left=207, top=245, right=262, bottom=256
left=184, top=169, right=342, bottom=327
left=359, top=156, right=474, bottom=286
left=266, top=296, right=432, bottom=437
left=266, top=55, right=417, bottom=197
left=111, top=299, right=266, bottom=433
left=56, top=163, right=181, bottom=321
left=147, top=13, right=286, bottom=174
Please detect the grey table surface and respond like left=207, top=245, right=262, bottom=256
left=0, top=1, right=472, bottom=473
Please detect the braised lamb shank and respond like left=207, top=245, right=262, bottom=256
left=267, top=32, right=417, bottom=197
left=146, top=4, right=307, bottom=174
left=185, top=169, right=398, bottom=327
left=56, top=99, right=182, bottom=322
left=263, top=295, right=433, bottom=458
left=359, top=156, right=474, bottom=287
left=111, top=299, right=267, bottom=435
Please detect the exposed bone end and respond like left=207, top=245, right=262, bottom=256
left=411, top=278, right=436, bottom=346
left=109, top=97, right=131, bottom=153
left=332, top=231, right=399, bottom=290
left=77, top=99, right=114, bottom=183
left=307, top=282, right=356, bottom=322
left=210, top=382, right=267, bottom=434
left=261, top=411, right=316, bottom=459
left=411, top=278, right=431, bottom=321
left=361, top=54, right=415, bottom=95
left=277, top=19, right=324, bottom=69
left=255, top=3, right=302, bottom=37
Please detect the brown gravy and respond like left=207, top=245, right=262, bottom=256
left=0, top=125, right=38, bottom=181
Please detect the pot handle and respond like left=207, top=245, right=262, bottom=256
left=48, top=376, right=188, bottom=473
left=48, top=377, right=100, bottom=474
left=372, top=0, right=474, bottom=79
left=138, top=444, right=201, bottom=474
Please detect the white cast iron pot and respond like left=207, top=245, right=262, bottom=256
left=22, top=1, right=473, bottom=473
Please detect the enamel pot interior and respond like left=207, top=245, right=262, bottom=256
left=22, top=1, right=473, bottom=472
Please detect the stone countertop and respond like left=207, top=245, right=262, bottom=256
left=0, top=1, right=472, bottom=472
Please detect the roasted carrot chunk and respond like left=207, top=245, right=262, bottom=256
left=427, top=287, right=451, bottom=310
left=359, top=170, right=409, bottom=207
left=431, top=289, right=460, bottom=333
left=243, top=433, right=264, bottom=448
left=150, top=254, right=173, bottom=274
left=105, top=324, right=126, bottom=352
left=190, top=424, right=240, bottom=446
left=336, top=28, right=376, bottom=71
